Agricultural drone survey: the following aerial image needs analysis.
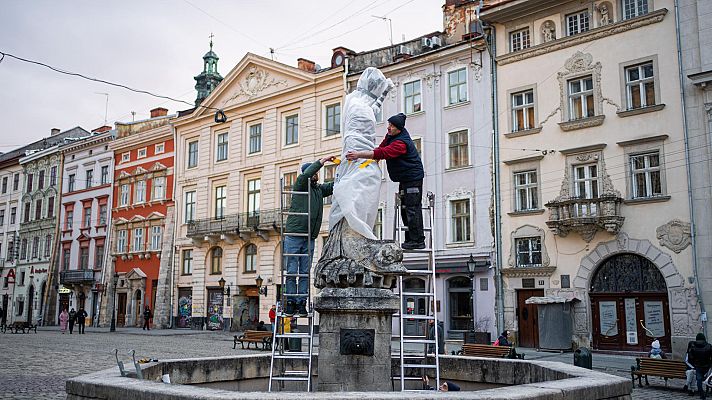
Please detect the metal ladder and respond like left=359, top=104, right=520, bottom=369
left=391, top=191, right=440, bottom=391
left=268, top=178, right=316, bottom=392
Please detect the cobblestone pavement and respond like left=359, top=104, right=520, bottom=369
left=0, top=328, right=701, bottom=399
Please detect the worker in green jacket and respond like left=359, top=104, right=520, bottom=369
left=283, top=156, right=336, bottom=316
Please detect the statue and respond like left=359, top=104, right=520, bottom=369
left=315, top=67, right=408, bottom=289
left=542, top=21, right=556, bottom=42
left=598, top=4, right=610, bottom=26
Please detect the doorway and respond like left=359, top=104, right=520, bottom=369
left=27, top=285, right=35, bottom=324
left=117, top=292, right=127, bottom=326
left=133, top=290, right=142, bottom=326
left=517, top=289, right=543, bottom=348
left=59, top=293, right=70, bottom=323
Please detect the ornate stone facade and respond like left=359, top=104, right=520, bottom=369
left=656, top=219, right=692, bottom=254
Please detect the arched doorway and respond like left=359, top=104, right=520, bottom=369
left=590, top=253, right=670, bottom=352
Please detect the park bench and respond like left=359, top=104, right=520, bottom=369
left=233, top=330, right=273, bottom=350
left=6, top=321, right=38, bottom=334
left=460, top=343, right=524, bottom=359
left=630, top=357, right=687, bottom=388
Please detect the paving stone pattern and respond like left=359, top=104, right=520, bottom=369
left=0, top=327, right=698, bottom=399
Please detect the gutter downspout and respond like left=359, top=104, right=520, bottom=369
left=674, top=0, right=706, bottom=336
left=480, top=16, right=505, bottom=335
left=168, top=124, right=178, bottom=329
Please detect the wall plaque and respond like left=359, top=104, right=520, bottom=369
left=599, top=301, right=618, bottom=337
left=644, top=301, right=665, bottom=338
left=625, top=298, right=638, bottom=345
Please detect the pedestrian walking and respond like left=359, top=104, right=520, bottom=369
left=68, top=308, right=76, bottom=334
left=59, top=309, right=69, bottom=334
left=76, top=307, right=88, bottom=334
left=268, top=305, right=276, bottom=325
left=143, top=306, right=152, bottom=330
left=688, top=333, right=712, bottom=400
left=426, top=319, right=445, bottom=355
left=346, top=112, right=425, bottom=250
left=685, top=342, right=697, bottom=396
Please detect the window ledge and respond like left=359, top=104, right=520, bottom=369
left=444, top=101, right=471, bottom=110
left=405, top=111, right=425, bottom=117
left=446, top=242, right=475, bottom=248
left=558, top=115, right=605, bottom=132
left=616, top=104, right=665, bottom=118
left=504, top=127, right=542, bottom=138
left=445, top=165, right=474, bottom=172
left=247, top=151, right=262, bottom=157
left=282, top=143, right=300, bottom=150
left=322, top=134, right=342, bottom=141
left=507, top=209, right=545, bottom=217
left=623, top=195, right=671, bottom=205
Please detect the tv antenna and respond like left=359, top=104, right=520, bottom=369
left=371, top=15, right=393, bottom=46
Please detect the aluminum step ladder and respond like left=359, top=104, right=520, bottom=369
left=391, top=191, right=440, bottom=391
left=268, top=178, right=316, bottom=392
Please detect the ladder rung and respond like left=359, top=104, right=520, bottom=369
left=391, top=376, right=424, bottom=381
left=282, top=191, right=309, bottom=195
left=403, top=363, right=437, bottom=369
left=271, top=376, right=310, bottom=381
left=402, top=339, right=436, bottom=344
left=282, top=232, right=310, bottom=237
left=274, top=351, right=311, bottom=358
left=284, top=370, right=309, bottom=375
left=281, top=274, right=311, bottom=278
left=392, top=353, right=431, bottom=358
left=274, top=354, right=311, bottom=360
left=283, top=253, right=310, bottom=257
left=282, top=211, right=309, bottom=216
left=403, top=269, right=435, bottom=275
left=401, top=292, right=434, bottom=297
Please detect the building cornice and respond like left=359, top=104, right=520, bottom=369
left=109, top=126, right=172, bottom=152
left=60, top=132, right=113, bottom=154
left=495, top=9, right=668, bottom=66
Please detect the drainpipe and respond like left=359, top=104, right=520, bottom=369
left=168, top=124, right=179, bottom=329
left=674, top=0, right=706, bottom=337
left=480, top=16, right=505, bottom=335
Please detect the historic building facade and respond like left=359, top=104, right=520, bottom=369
left=58, top=128, right=114, bottom=326
left=344, top=21, right=495, bottom=339
left=102, top=108, right=175, bottom=328
left=172, top=51, right=343, bottom=330
left=482, top=0, right=698, bottom=355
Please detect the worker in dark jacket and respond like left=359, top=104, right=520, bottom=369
left=688, top=333, right=712, bottom=399
left=284, top=156, right=336, bottom=317
left=346, top=112, right=425, bottom=249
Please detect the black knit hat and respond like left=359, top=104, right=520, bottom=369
left=387, top=113, right=407, bottom=131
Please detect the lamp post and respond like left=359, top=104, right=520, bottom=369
left=466, top=254, right=477, bottom=340
left=255, top=275, right=267, bottom=297
left=110, top=272, right=118, bottom=332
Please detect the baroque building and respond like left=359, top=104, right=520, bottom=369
left=481, top=0, right=698, bottom=355
left=101, top=108, right=175, bottom=329
left=58, top=127, right=114, bottom=326
left=343, top=9, right=495, bottom=340
left=172, top=52, right=343, bottom=330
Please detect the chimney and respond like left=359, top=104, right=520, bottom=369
left=297, top=58, right=317, bottom=73
left=92, top=125, right=111, bottom=133
left=150, top=107, right=169, bottom=118
left=51, top=128, right=61, bottom=136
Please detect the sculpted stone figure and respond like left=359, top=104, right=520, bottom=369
left=599, top=4, right=610, bottom=26
left=542, top=21, right=555, bottom=42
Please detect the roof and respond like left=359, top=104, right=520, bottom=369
left=0, top=126, right=90, bottom=168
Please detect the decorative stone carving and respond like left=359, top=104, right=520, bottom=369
left=541, top=21, right=556, bottom=42
left=225, top=66, right=287, bottom=105
left=315, top=220, right=407, bottom=289
left=616, top=232, right=629, bottom=250
left=446, top=187, right=474, bottom=200
left=507, top=224, right=550, bottom=268
left=656, top=219, right=692, bottom=253
left=557, top=52, right=603, bottom=124
left=597, top=3, right=611, bottom=26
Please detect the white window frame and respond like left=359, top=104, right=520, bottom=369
left=100, top=165, right=109, bottom=185
left=117, top=229, right=127, bottom=253
left=373, top=208, right=383, bottom=239
left=248, top=123, right=262, bottom=155
left=184, top=190, right=196, bottom=223
left=152, top=176, right=166, bottom=201
left=119, top=184, right=130, bottom=206
left=513, top=170, right=539, bottom=211
left=515, top=237, right=542, bottom=268
left=137, top=147, right=147, bottom=159
left=510, top=28, right=530, bottom=52
left=135, top=181, right=146, bottom=204
left=625, top=62, right=656, bottom=110
left=187, top=140, right=199, bottom=169
left=150, top=225, right=162, bottom=250
left=284, top=114, right=299, bottom=147
left=214, top=185, right=226, bottom=219
left=630, top=151, right=663, bottom=199
left=216, top=132, right=228, bottom=162
left=324, top=102, right=341, bottom=137
left=247, top=179, right=261, bottom=215
left=154, top=143, right=165, bottom=154
left=132, top=227, right=144, bottom=252
left=567, top=75, right=595, bottom=120
left=85, top=169, right=93, bottom=189
left=573, top=163, right=599, bottom=199
left=623, top=0, right=649, bottom=20
left=182, top=249, right=193, bottom=275
left=121, top=152, right=130, bottom=163
left=447, top=129, right=470, bottom=169
left=403, top=80, right=422, bottom=115
left=449, top=198, right=472, bottom=244
left=244, top=244, right=257, bottom=273
left=447, top=67, right=468, bottom=105
left=511, top=90, right=535, bottom=132
left=566, top=10, right=590, bottom=36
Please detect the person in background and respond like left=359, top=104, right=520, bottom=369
left=269, top=305, right=276, bottom=325
left=494, top=330, right=511, bottom=347
left=59, top=308, right=69, bottom=334
left=255, top=321, right=269, bottom=331
left=76, top=307, right=88, bottom=334
left=685, top=340, right=697, bottom=396
left=68, top=308, right=76, bottom=334
left=422, top=375, right=461, bottom=391
left=143, top=306, right=152, bottom=331
left=648, top=339, right=665, bottom=359
left=688, top=333, right=712, bottom=400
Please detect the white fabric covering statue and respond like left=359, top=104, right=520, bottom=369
left=329, top=67, right=394, bottom=239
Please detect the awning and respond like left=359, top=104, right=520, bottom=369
left=525, top=296, right=580, bottom=305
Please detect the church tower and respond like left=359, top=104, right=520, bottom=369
left=194, top=36, right=223, bottom=106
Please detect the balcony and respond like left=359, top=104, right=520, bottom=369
left=60, top=269, right=96, bottom=285
left=545, top=195, right=624, bottom=242
left=187, top=209, right=281, bottom=245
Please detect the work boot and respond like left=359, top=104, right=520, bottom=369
left=402, top=241, right=425, bottom=250
left=296, top=303, right=308, bottom=317
left=284, top=301, right=295, bottom=317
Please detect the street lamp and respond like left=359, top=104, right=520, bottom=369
left=466, top=254, right=477, bottom=338
left=110, top=272, right=118, bottom=332
left=255, top=275, right=267, bottom=297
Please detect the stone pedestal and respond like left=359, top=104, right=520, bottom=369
left=314, top=287, right=398, bottom=392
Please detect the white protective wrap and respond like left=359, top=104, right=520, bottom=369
left=329, top=67, right=394, bottom=239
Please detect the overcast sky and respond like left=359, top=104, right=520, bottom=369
left=0, top=0, right=442, bottom=150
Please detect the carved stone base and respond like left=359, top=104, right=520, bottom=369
left=314, top=288, right=398, bottom=392
left=315, top=219, right=407, bottom=289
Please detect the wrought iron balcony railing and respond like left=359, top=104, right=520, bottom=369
left=545, top=195, right=624, bottom=242
left=187, top=209, right=282, bottom=239
left=60, top=269, right=96, bottom=284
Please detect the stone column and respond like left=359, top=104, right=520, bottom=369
left=314, top=287, right=398, bottom=392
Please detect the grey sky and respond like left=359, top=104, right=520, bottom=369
left=0, top=0, right=442, bottom=150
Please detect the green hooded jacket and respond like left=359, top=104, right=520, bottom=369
left=284, top=161, right=334, bottom=239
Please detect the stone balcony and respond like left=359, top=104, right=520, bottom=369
left=187, top=209, right=282, bottom=245
left=60, top=269, right=96, bottom=285
left=545, top=195, right=624, bottom=242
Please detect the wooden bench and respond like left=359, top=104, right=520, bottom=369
left=630, top=358, right=688, bottom=388
left=460, top=344, right=524, bottom=359
left=6, top=321, right=37, bottom=334
left=233, top=331, right=273, bottom=350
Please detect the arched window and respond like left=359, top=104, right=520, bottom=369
left=210, top=247, right=223, bottom=274
left=244, top=244, right=257, bottom=273
left=591, top=254, right=666, bottom=293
